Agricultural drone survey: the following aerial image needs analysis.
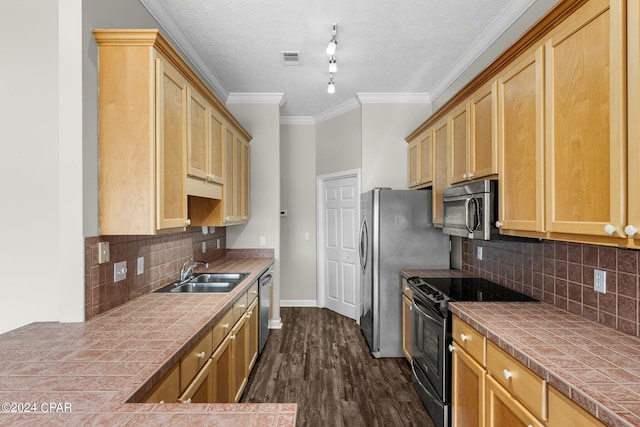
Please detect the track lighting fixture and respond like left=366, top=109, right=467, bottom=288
left=328, top=75, right=335, bottom=94
left=329, top=57, right=337, bottom=73
left=326, top=23, right=337, bottom=55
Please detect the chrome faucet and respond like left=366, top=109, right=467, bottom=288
left=179, top=259, right=209, bottom=282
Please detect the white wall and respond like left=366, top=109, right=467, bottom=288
left=360, top=103, right=432, bottom=192
left=280, top=124, right=317, bottom=304
left=316, top=108, right=362, bottom=176
left=225, top=102, right=282, bottom=325
left=0, top=0, right=83, bottom=333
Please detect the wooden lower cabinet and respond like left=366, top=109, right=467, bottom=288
left=548, top=386, right=605, bottom=427
left=178, top=359, right=213, bottom=403
left=452, top=346, right=485, bottom=427
left=211, top=333, right=233, bottom=403
left=142, top=364, right=179, bottom=403
left=246, top=298, right=259, bottom=373
left=231, top=313, right=249, bottom=402
left=485, top=375, right=544, bottom=427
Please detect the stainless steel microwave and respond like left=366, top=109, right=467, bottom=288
left=442, top=179, right=498, bottom=240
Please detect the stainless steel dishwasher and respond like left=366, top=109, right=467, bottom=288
left=258, top=268, right=272, bottom=354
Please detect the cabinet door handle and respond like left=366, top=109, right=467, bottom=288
left=468, top=172, right=474, bottom=178
left=463, top=173, right=468, bottom=179
left=230, top=334, right=236, bottom=340
left=460, top=333, right=468, bottom=342
left=197, top=351, right=206, bottom=360
left=223, top=323, right=230, bottom=330
left=185, top=218, right=192, bottom=226
left=183, top=398, right=192, bottom=404
left=238, top=304, right=245, bottom=309
left=448, top=344, right=455, bottom=352
left=503, top=369, right=512, bottom=380
left=495, top=221, right=503, bottom=228
left=604, top=224, right=616, bottom=236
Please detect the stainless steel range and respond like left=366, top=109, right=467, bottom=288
left=407, top=276, right=537, bottom=427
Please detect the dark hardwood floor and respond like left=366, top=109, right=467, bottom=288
left=241, top=307, right=436, bottom=427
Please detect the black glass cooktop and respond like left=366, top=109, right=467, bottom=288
left=421, top=277, right=538, bottom=302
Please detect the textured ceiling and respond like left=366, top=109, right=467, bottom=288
left=140, top=0, right=557, bottom=118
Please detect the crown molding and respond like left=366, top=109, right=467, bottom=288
left=429, top=0, right=544, bottom=102
left=280, top=116, right=316, bottom=125
left=227, top=93, right=286, bottom=106
left=356, top=93, right=431, bottom=104
left=313, top=98, right=362, bottom=124
left=139, top=0, right=229, bottom=101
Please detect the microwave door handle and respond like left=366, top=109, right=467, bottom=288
left=470, top=197, right=481, bottom=232
left=464, top=197, right=473, bottom=233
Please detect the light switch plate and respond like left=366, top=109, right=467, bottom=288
left=260, top=237, right=266, bottom=247
left=594, top=269, right=606, bottom=293
left=202, top=241, right=207, bottom=253
left=114, top=261, right=127, bottom=282
left=477, top=247, right=483, bottom=261
left=98, top=242, right=110, bottom=264
left=137, top=257, right=144, bottom=275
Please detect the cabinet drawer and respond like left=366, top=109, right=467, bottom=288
left=548, top=386, right=605, bottom=427
left=179, top=328, right=213, bottom=393
left=452, top=315, right=485, bottom=365
left=402, top=278, right=413, bottom=299
left=212, top=308, right=234, bottom=351
left=247, top=281, right=258, bottom=304
left=232, top=291, right=249, bottom=324
left=486, top=340, right=546, bottom=420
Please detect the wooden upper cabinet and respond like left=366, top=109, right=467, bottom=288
left=239, top=136, right=250, bottom=221
left=408, top=139, right=420, bottom=187
left=208, top=108, right=225, bottom=185
left=449, top=102, right=470, bottom=184
left=470, top=81, right=498, bottom=179
left=94, top=29, right=250, bottom=234
left=627, top=1, right=640, bottom=245
left=155, top=55, right=188, bottom=231
left=433, top=117, right=450, bottom=227
left=497, top=46, right=545, bottom=235
left=544, top=0, right=626, bottom=239
left=223, top=127, right=236, bottom=223
left=187, top=86, right=208, bottom=180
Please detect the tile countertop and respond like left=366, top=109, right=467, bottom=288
left=0, top=256, right=297, bottom=426
left=452, top=302, right=640, bottom=427
left=401, top=269, right=640, bottom=426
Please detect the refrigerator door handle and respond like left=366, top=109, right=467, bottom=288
left=359, top=216, right=368, bottom=273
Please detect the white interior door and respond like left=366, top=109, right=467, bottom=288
left=321, top=175, right=359, bottom=320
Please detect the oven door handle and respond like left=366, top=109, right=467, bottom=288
left=412, top=297, right=444, bottom=324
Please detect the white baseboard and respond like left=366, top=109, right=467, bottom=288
left=269, top=318, right=283, bottom=329
left=280, top=299, right=318, bottom=307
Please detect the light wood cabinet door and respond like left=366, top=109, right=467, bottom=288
left=452, top=345, right=485, bottom=427
left=470, top=81, right=498, bottom=180
left=498, top=46, right=545, bottom=235
left=408, top=139, right=420, bottom=187
left=548, top=387, right=605, bottom=427
left=450, top=102, right=470, bottom=184
left=419, top=130, right=433, bottom=185
left=246, top=298, right=259, bottom=374
left=401, top=294, right=412, bottom=361
left=177, top=359, right=213, bottom=404
left=231, top=314, right=248, bottom=402
left=544, top=0, right=626, bottom=239
left=239, top=136, right=250, bottom=222
left=485, top=375, right=544, bottom=427
left=208, top=107, right=225, bottom=185
left=187, top=86, right=208, bottom=180
left=156, top=56, right=188, bottom=230
left=211, top=333, right=233, bottom=403
left=223, top=126, right=236, bottom=223
left=627, top=1, right=640, bottom=245
left=142, top=364, right=179, bottom=403
left=433, top=117, right=450, bottom=227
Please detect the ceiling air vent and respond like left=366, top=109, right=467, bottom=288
left=280, top=51, right=301, bottom=66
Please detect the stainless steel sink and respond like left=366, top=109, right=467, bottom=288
left=154, top=272, right=250, bottom=293
left=190, top=273, right=249, bottom=283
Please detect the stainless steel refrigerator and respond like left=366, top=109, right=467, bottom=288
left=359, top=189, right=450, bottom=358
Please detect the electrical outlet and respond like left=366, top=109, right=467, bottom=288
left=202, top=241, right=207, bottom=253
left=216, top=239, right=220, bottom=249
left=305, top=232, right=310, bottom=241
left=594, top=269, right=607, bottom=293
left=137, top=257, right=144, bottom=275
left=114, top=261, right=127, bottom=282
left=98, top=242, right=110, bottom=264
left=477, top=247, right=483, bottom=261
